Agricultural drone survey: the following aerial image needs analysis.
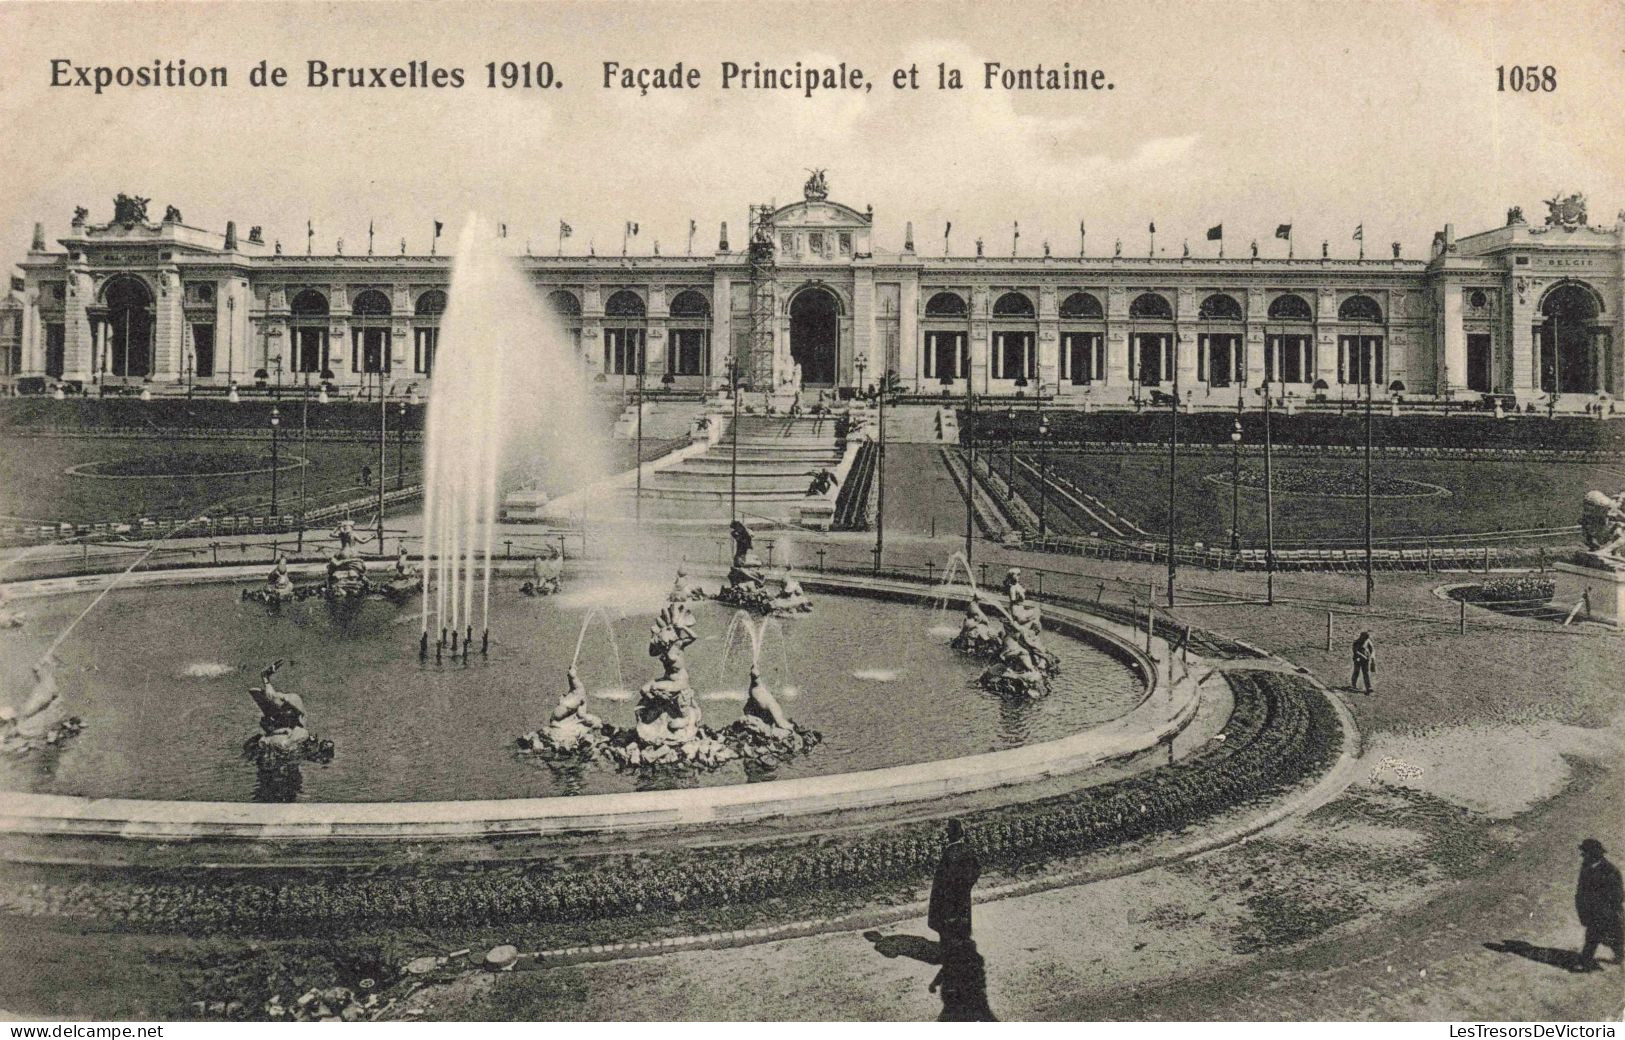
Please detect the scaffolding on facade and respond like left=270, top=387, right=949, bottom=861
left=746, top=202, right=776, bottom=391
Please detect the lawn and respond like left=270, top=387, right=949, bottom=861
left=0, top=434, right=683, bottom=527
left=0, top=435, right=423, bottom=525
left=1024, top=450, right=1620, bottom=545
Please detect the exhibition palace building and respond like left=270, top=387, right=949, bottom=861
left=3, top=174, right=1621, bottom=408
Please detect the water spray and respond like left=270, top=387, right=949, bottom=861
left=419, top=631, right=429, bottom=661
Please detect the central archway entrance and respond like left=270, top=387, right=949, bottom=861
left=1539, top=282, right=1609, bottom=395
left=789, top=287, right=840, bottom=387
left=102, top=276, right=154, bottom=379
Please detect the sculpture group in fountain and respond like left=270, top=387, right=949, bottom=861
left=519, top=573, right=820, bottom=769
left=714, top=520, right=815, bottom=616
left=0, top=587, right=27, bottom=629
left=1580, top=489, right=1625, bottom=570
left=243, top=660, right=334, bottom=767
left=950, top=569, right=1060, bottom=701
left=520, top=548, right=563, bottom=597
left=244, top=539, right=419, bottom=610
left=1, top=659, right=84, bottom=754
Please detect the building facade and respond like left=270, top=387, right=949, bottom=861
left=10, top=181, right=1624, bottom=407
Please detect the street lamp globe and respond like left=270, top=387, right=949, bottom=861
left=269, top=406, right=280, bottom=428
left=1231, top=419, right=1242, bottom=444
left=227, top=384, right=240, bottom=404
left=317, top=385, right=330, bottom=405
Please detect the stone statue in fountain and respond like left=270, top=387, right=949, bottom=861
left=667, top=565, right=705, bottom=603
left=952, top=593, right=1005, bottom=658
left=1, top=658, right=84, bottom=752
left=1579, top=490, right=1625, bottom=570
left=771, top=568, right=813, bottom=615
left=518, top=666, right=606, bottom=754
left=724, top=667, right=821, bottom=756
left=243, top=660, right=333, bottom=765
left=973, top=569, right=1059, bottom=699
left=0, top=586, right=26, bottom=629
left=520, top=551, right=562, bottom=597
left=716, top=520, right=776, bottom=613
left=611, top=619, right=734, bottom=768
left=265, top=555, right=295, bottom=601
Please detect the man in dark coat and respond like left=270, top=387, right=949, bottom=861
left=1351, top=631, right=1375, bottom=694
left=928, top=818, right=980, bottom=946
left=1576, top=838, right=1623, bottom=970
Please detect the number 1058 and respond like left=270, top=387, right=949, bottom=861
left=1497, top=65, right=1556, bottom=92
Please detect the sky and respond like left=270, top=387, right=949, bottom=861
left=0, top=0, right=1621, bottom=269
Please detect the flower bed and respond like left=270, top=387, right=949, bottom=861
left=1449, top=576, right=1555, bottom=605
left=0, top=670, right=1340, bottom=931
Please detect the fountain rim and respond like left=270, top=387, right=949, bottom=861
left=0, top=563, right=1200, bottom=842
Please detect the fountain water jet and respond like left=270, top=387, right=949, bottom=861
left=418, top=217, right=610, bottom=648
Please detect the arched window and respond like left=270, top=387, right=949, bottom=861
left=604, top=290, right=646, bottom=318
left=1129, top=292, right=1172, bottom=320
left=1338, top=294, right=1383, bottom=322
left=1059, top=292, right=1103, bottom=319
left=1267, top=293, right=1312, bottom=320
left=290, top=289, right=329, bottom=316
left=289, top=290, right=330, bottom=375
left=667, top=290, right=710, bottom=378
left=413, top=290, right=446, bottom=376
left=1198, top=293, right=1242, bottom=320
left=414, top=290, right=447, bottom=316
left=546, top=290, right=581, bottom=319
left=352, top=289, right=391, bottom=318
left=924, top=291, right=967, bottom=318
left=350, top=290, right=391, bottom=377
left=668, top=290, right=710, bottom=319
left=992, top=292, right=1035, bottom=318
left=603, top=290, right=646, bottom=376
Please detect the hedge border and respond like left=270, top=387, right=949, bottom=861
left=0, top=670, right=1341, bottom=932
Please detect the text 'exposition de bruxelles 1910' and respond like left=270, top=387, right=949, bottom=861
left=48, top=58, right=1114, bottom=97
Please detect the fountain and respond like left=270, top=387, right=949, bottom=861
left=242, top=661, right=333, bottom=767
left=714, top=520, right=813, bottom=616
left=942, top=567, right=1061, bottom=701
left=518, top=590, right=819, bottom=769
left=418, top=218, right=609, bottom=658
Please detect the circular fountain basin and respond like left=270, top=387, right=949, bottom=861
left=0, top=571, right=1147, bottom=805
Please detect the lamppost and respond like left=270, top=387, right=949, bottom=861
left=226, top=295, right=236, bottom=395
left=1005, top=404, right=1016, bottom=488
left=184, top=350, right=194, bottom=398
left=634, top=344, right=645, bottom=527
left=1229, top=416, right=1243, bottom=553
left=377, top=378, right=388, bottom=550
left=854, top=352, right=868, bottom=401
left=1167, top=332, right=1180, bottom=607
left=1360, top=315, right=1374, bottom=606
left=1037, top=412, right=1050, bottom=539
left=397, top=399, right=407, bottom=490
left=964, top=357, right=976, bottom=564
left=269, top=404, right=281, bottom=520
left=1256, top=382, right=1276, bottom=605
left=728, top=353, right=741, bottom=521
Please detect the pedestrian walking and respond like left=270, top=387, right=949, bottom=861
left=1351, top=630, right=1375, bottom=694
left=928, top=818, right=980, bottom=946
left=1576, top=838, right=1623, bottom=971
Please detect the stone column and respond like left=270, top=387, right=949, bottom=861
left=1439, top=282, right=1467, bottom=395
left=61, top=267, right=93, bottom=382
left=1105, top=286, right=1128, bottom=389
left=152, top=269, right=184, bottom=382
left=969, top=286, right=990, bottom=393
left=1037, top=285, right=1059, bottom=393
left=710, top=271, right=732, bottom=384
left=897, top=274, right=919, bottom=388
left=1314, top=288, right=1338, bottom=385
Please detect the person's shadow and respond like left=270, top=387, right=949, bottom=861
left=864, top=931, right=997, bottom=1021
left=863, top=930, right=942, bottom=965
left=1484, top=939, right=1589, bottom=972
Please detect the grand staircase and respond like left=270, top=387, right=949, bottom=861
left=632, top=413, right=847, bottom=523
